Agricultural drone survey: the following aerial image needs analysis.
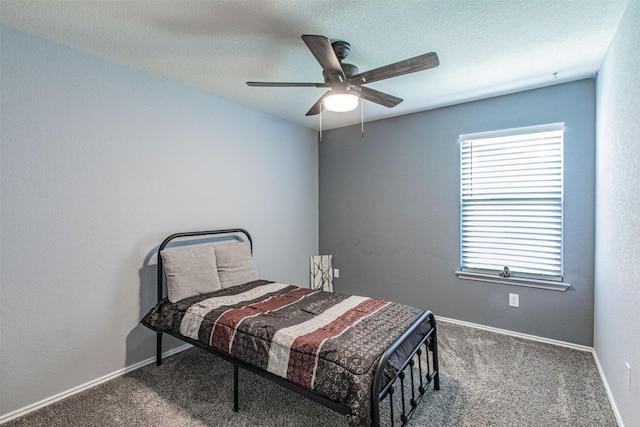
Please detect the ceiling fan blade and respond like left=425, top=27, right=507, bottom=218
left=305, top=91, right=331, bottom=116
left=301, top=35, right=346, bottom=82
left=349, top=52, right=439, bottom=85
left=358, top=86, right=403, bottom=108
left=247, top=81, right=328, bottom=88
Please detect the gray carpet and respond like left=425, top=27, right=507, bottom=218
left=4, top=321, right=617, bottom=426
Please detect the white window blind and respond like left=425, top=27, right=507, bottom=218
left=460, top=123, right=564, bottom=281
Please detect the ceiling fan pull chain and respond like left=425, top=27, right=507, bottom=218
left=361, top=99, right=364, bottom=139
left=319, top=109, right=323, bottom=142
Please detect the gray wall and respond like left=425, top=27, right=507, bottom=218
left=595, top=0, right=640, bottom=424
left=0, top=26, right=318, bottom=417
left=320, top=80, right=596, bottom=346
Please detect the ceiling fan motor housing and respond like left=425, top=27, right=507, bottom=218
left=323, top=40, right=359, bottom=81
left=341, top=63, right=359, bottom=78
left=324, top=63, right=359, bottom=81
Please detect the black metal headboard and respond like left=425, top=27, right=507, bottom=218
left=156, top=228, right=253, bottom=304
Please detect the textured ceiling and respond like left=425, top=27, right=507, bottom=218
left=0, top=0, right=629, bottom=130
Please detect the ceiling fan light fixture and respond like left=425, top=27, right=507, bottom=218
left=323, top=93, right=359, bottom=112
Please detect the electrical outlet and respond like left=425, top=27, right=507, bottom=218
left=626, top=362, right=631, bottom=391
left=509, top=293, right=519, bottom=307
left=333, top=268, right=339, bottom=278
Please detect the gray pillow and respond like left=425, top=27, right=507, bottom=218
left=161, top=243, right=221, bottom=303
left=215, top=241, right=259, bottom=288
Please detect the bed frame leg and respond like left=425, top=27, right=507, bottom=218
left=431, top=321, right=440, bottom=390
left=156, top=332, right=163, bottom=366
left=233, top=364, right=239, bottom=412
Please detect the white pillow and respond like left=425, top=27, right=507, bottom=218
left=215, top=241, right=259, bottom=288
left=161, top=243, right=221, bottom=303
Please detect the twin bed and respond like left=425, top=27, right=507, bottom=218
left=142, top=228, right=439, bottom=426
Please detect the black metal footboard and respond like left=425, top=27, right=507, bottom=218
left=371, top=310, right=439, bottom=426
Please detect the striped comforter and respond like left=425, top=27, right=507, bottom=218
left=142, top=280, right=429, bottom=426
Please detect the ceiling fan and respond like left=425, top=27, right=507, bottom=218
left=246, top=35, right=439, bottom=116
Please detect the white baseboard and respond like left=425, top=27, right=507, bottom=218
left=0, top=344, right=191, bottom=425
left=592, top=350, right=625, bottom=427
left=435, top=315, right=593, bottom=352
left=435, top=315, right=624, bottom=426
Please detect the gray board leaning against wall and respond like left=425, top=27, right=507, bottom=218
left=319, top=79, right=595, bottom=346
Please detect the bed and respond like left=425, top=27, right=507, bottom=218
left=141, top=228, right=439, bottom=426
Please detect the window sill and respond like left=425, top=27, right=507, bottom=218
left=454, top=271, right=570, bottom=291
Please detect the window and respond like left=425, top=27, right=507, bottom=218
left=456, top=123, right=569, bottom=291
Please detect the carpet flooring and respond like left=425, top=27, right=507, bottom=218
left=4, top=321, right=617, bottom=426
